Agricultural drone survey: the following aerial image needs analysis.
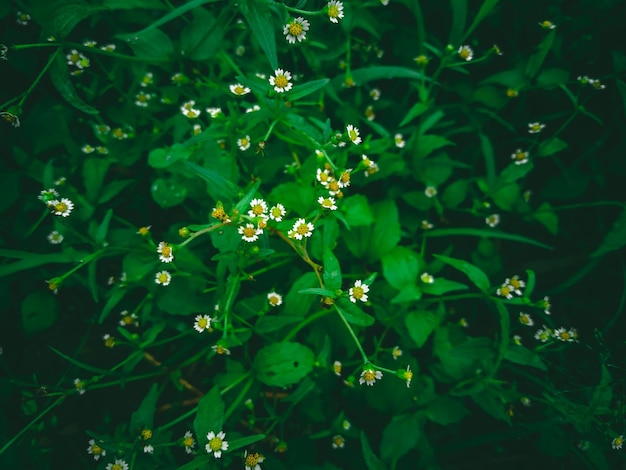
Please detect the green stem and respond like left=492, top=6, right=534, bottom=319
left=0, top=395, right=65, bottom=455
left=224, top=376, right=254, bottom=420
left=262, top=119, right=280, bottom=142
left=282, top=309, right=333, bottom=342
left=17, top=47, right=61, bottom=108
left=222, top=275, right=241, bottom=339
left=334, top=305, right=368, bottom=363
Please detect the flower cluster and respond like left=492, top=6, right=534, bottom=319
left=496, top=275, right=525, bottom=299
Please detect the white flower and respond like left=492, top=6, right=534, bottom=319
left=267, top=292, right=283, bottom=307
left=359, top=368, right=382, bottom=386
left=485, top=213, right=500, bottom=227
left=458, top=45, right=473, bottom=61
left=612, top=435, right=624, bottom=450
left=248, top=198, right=268, bottom=217
left=245, top=104, right=261, bottom=113
left=269, top=204, right=286, bottom=221
left=143, top=445, right=154, bottom=454
left=349, top=280, right=369, bottom=303
left=180, top=100, right=201, bottom=118
left=194, top=314, right=212, bottom=333
left=327, top=1, right=344, bottom=23
left=229, top=83, right=251, bottom=95
left=346, top=124, right=361, bottom=144
left=48, top=198, right=74, bottom=217
left=238, top=223, right=263, bottom=242
left=424, top=186, right=437, bottom=198
left=106, top=459, right=129, bottom=470
left=554, top=327, right=576, bottom=342
left=528, top=122, right=545, bottom=134
left=244, top=450, right=265, bottom=470
left=206, top=107, right=222, bottom=118
left=318, top=196, right=337, bottom=210
left=420, top=273, right=434, bottom=284
left=182, top=430, right=195, bottom=454
left=332, top=435, right=345, bottom=449
left=394, top=133, right=405, bottom=148
left=157, top=241, right=174, bottom=263
left=47, top=231, right=64, bottom=245
left=518, top=312, right=534, bottom=326
left=283, top=17, right=310, bottom=44
left=87, top=439, right=106, bottom=460
left=538, top=20, right=556, bottom=30
left=316, top=168, right=332, bottom=186
left=534, top=326, right=552, bottom=343
left=155, top=270, right=172, bottom=286
left=511, top=149, right=530, bottom=165
left=269, top=69, right=293, bottom=93
left=205, top=431, right=229, bottom=458
left=237, top=135, right=251, bottom=151
left=370, top=88, right=381, bottom=100
left=74, top=378, right=86, bottom=395
left=289, top=218, right=315, bottom=240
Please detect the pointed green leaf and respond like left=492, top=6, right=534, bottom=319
left=240, top=0, right=278, bottom=70
left=289, top=78, right=330, bottom=101
left=380, top=413, right=422, bottom=464
left=537, top=137, right=568, bottom=157
left=406, top=309, right=442, bottom=348
left=323, top=248, right=342, bottom=291
left=433, top=254, right=490, bottom=292
left=50, top=53, right=99, bottom=114
left=504, top=345, right=547, bottom=371
left=130, top=383, right=159, bottom=431
left=360, top=431, right=388, bottom=470
left=194, top=386, right=224, bottom=442
left=382, top=247, right=420, bottom=290
left=590, top=207, right=626, bottom=257
left=335, top=299, right=375, bottom=327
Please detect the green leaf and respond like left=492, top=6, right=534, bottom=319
left=391, top=283, right=422, bottom=303
left=103, top=0, right=166, bottom=9
left=380, top=413, right=422, bottom=465
left=148, top=145, right=190, bottom=169
left=28, top=0, right=107, bottom=38
left=183, top=161, right=238, bottom=202
left=425, top=396, right=470, bottom=425
left=240, top=0, right=278, bottom=70
left=341, top=195, right=374, bottom=227
left=180, top=7, right=227, bottom=61
left=123, top=250, right=159, bottom=282
left=297, top=287, right=335, bottom=297
left=536, top=68, right=569, bottom=88
left=194, top=386, right=224, bottom=442
left=525, top=29, right=556, bottom=79
left=471, top=388, right=511, bottom=424
left=448, top=0, right=467, bottom=46
left=335, top=299, right=375, bottom=327
left=433, top=254, right=490, bottom=292
left=268, top=182, right=314, bottom=217
left=289, top=78, right=330, bottom=101
left=422, top=278, right=468, bottom=295
left=83, top=158, right=110, bottom=203
left=49, top=346, right=114, bottom=376
left=0, top=249, right=84, bottom=278
left=424, top=228, right=553, bottom=250
left=406, top=309, right=442, bottom=348
left=498, top=162, right=534, bottom=184
left=130, top=383, right=159, bottom=431
left=464, top=0, right=500, bottom=40
left=254, top=315, right=301, bottom=334
left=590, top=365, right=613, bottom=413
left=21, top=291, right=58, bottom=335
left=503, top=345, right=547, bottom=371
left=253, top=342, right=315, bottom=387
left=399, top=102, right=429, bottom=127
left=441, top=179, right=469, bottom=208
left=360, top=431, right=388, bottom=470
left=151, top=177, right=188, bottom=208
left=49, top=53, right=99, bottom=114
left=284, top=272, right=319, bottom=317
left=348, top=66, right=429, bottom=84
left=95, top=209, right=113, bottom=245
left=479, top=133, right=496, bottom=188
left=590, top=207, right=626, bottom=257
left=176, top=455, right=211, bottom=470
left=116, top=28, right=173, bottom=61
left=228, top=434, right=266, bottom=453
left=532, top=202, right=558, bottom=235
left=413, top=135, right=455, bottom=160
left=382, top=247, right=420, bottom=290
left=323, top=248, right=342, bottom=291
left=98, top=179, right=133, bottom=204
left=99, top=286, right=128, bottom=323
left=537, top=137, right=568, bottom=157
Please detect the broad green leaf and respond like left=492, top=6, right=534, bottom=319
left=480, top=68, right=525, bottom=89
left=268, top=182, right=314, bottom=217
left=98, top=179, right=133, bottom=204
left=49, top=53, right=99, bottom=114
left=341, top=195, right=374, bottom=227
left=335, top=299, right=375, bottom=327
left=296, top=287, right=335, bottom=297
left=503, top=345, right=547, bottom=371
left=590, top=208, right=626, bottom=257
left=0, top=249, right=85, bottom=278
left=183, top=161, right=238, bottom=202
left=323, top=218, right=339, bottom=250
left=448, top=0, right=467, bottom=46
left=419, top=153, right=456, bottom=186
left=421, top=278, right=468, bottom=295
left=234, top=180, right=262, bottom=214
left=130, top=384, right=159, bottom=432
left=479, top=133, right=496, bottom=188
left=148, top=145, right=191, bottom=169
left=116, top=28, right=174, bottom=61
left=464, top=0, right=500, bottom=40
left=180, top=7, right=227, bottom=61
left=590, top=365, right=613, bottom=413
left=424, top=227, right=553, bottom=249
left=441, top=179, right=469, bottom=208
left=499, top=162, right=534, bottom=184
left=103, top=0, right=165, bottom=9
left=524, top=269, right=536, bottom=298
left=425, top=396, right=470, bottom=425
left=360, top=431, right=388, bottom=470
left=254, top=315, right=301, bottom=334
left=99, top=286, right=128, bottom=323
left=28, top=0, right=106, bottom=38
left=537, top=137, right=568, bottom=157
left=228, top=434, right=266, bottom=453
left=323, top=248, right=342, bottom=291
left=399, top=102, right=429, bottom=127
left=532, top=202, right=558, bottom=235
left=289, top=78, right=330, bottom=101
left=151, top=177, right=188, bottom=208
left=413, top=135, right=455, bottom=160
left=349, top=66, right=429, bottom=84
left=391, top=283, right=422, bottom=304
left=194, top=386, right=224, bottom=442
left=381, top=247, right=420, bottom=290
left=380, top=413, right=422, bottom=464
left=176, top=455, right=211, bottom=470
left=536, top=68, right=569, bottom=88
left=406, top=309, right=442, bottom=348
left=284, top=272, right=319, bottom=317
left=525, top=29, right=556, bottom=79
left=95, top=209, right=113, bottom=245
left=471, top=388, right=511, bottom=424
left=21, top=291, right=58, bottom=335
left=253, top=342, right=315, bottom=387
left=433, top=254, right=490, bottom=292
left=240, top=0, right=278, bottom=70
left=122, top=250, right=159, bottom=282
left=83, top=158, right=110, bottom=204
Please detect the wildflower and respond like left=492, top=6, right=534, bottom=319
left=316, top=168, right=332, bottom=186
left=421, top=220, right=434, bottom=230
left=332, top=435, right=345, bottom=449
left=519, top=312, right=534, bottom=326
left=349, top=280, right=369, bottom=303
left=155, top=270, right=172, bottom=286
left=346, top=124, right=361, bottom=145
left=381, top=0, right=389, bottom=5
left=337, top=170, right=351, bottom=190
left=269, top=204, right=286, bottom=222
left=414, top=55, right=429, bottom=67
left=392, top=346, right=403, bottom=360
left=496, top=284, right=513, bottom=300
left=119, top=310, right=139, bottom=327
left=394, top=133, right=406, bottom=148
left=181, top=100, right=201, bottom=119
left=143, top=445, right=154, bottom=454
left=206, top=107, right=222, bottom=118
left=0, top=111, right=20, bottom=127
left=137, top=225, right=152, bottom=236
left=507, top=275, right=525, bottom=295
left=424, top=186, right=437, bottom=198
left=0, top=44, right=7, bottom=60
left=316, top=196, right=337, bottom=211
left=106, top=459, right=128, bottom=470
left=485, top=214, right=500, bottom=227
left=87, top=439, right=106, bottom=461
left=528, top=122, right=545, bottom=134
left=229, top=83, right=251, bottom=96
left=420, top=273, right=434, bottom=284
left=103, top=334, right=116, bottom=348
left=16, top=11, right=31, bottom=25
left=359, top=367, right=382, bottom=386
left=283, top=17, right=310, bottom=44
left=269, top=69, right=293, bottom=93
left=370, top=88, right=381, bottom=100
left=513, top=335, right=522, bottom=346
left=534, top=326, right=552, bottom=343
left=538, top=20, right=556, bottom=30
left=267, top=292, right=283, bottom=307
left=47, top=231, right=64, bottom=245
left=248, top=198, right=268, bottom=217
left=333, top=360, right=342, bottom=376
left=540, top=296, right=551, bottom=315
left=235, top=45, right=245, bottom=56
left=238, top=223, right=262, bottom=242
left=171, top=72, right=189, bottom=85
left=520, top=396, right=531, bottom=407
left=365, top=105, right=375, bottom=121
left=244, top=450, right=265, bottom=470
left=237, top=135, right=251, bottom=151
left=212, top=344, right=231, bottom=355
left=157, top=241, right=174, bottom=263
left=400, top=365, right=413, bottom=387
left=95, top=124, right=111, bottom=135
left=205, top=431, right=228, bottom=458
left=182, top=431, right=195, bottom=454
left=554, top=327, right=576, bottom=342
left=74, top=378, right=86, bottom=395
left=66, top=49, right=90, bottom=68
left=458, top=45, right=473, bottom=61
left=193, top=124, right=202, bottom=135
left=135, top=91, right=153, bottom=107
left=290, top=218, right=315, bottom=240
left=48, top=198, right=74, bottom=217
left=612, top=435, right=624, bottom=450
left=511, top=149, right=530, bottom=165
left=327, top=1, right=344, bottom=23
left=459, top=318, right=469, bottom=328
left=492, top=44, right=503, bottom=56
left=506, top=88, right=519, bottom=98
left=39, top=189, right=60, bottom=203
left=246, top=104, right=261, bottom=113
left=588, top=78, right=606, bottom=90
left=140, top=72, right=154, bottom=87
left=96, top=146, right=109, bottom=155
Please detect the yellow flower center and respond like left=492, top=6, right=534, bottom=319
left=158, top=273, right=169, bottom=282
left=271, top=207, right=282, bottom=218
left=328, top=180, right=339, bottom=192
left=333, top=363, right=342, bottom=374
left=122, top=315, right=133, bottom=325
left=208, top=437, right=223, bottom=451
left=48, top=281, right=59, bottom=291
left=55, top=202, right=68, bottom=212
left=319, top=172, right=329, bottom=182
left=240, top=138, right=249, bottom=147
left=91, top=444, right=103, bottom=454
left=112, top=464, right=123, bottom=470
left=243, top=226, right=256, bottom=237
left=348, top=129, right=358, bottom=141
left=520, top=316, right=529, bottom=324
left=274, top=75, right=288, bottom=88
left=234, top=85, right=245, bottom=94
left=161, top=244, right=171, bottom=257
left=559, top=331, right=570, bottom=340
left=105, top=336, right=116, bottom=347
left=212, top=207, right=226, bottom=220
left=251, top=204, right=264, bottom=215
left=352, top=286, right=364, bottom=300
left=506, top=88, right=519, bottom=97
left=296, top=223, right=310, bottom=236
left=500, top=286, right=510, bottom=296
left=215, top=345, right=227, bottom=354
left=403, top=370, right=413, bottom=381
left=340, top=171, right=350, bottom=183
left=138, top=226, right=150, bottom=235
left=459, top=49, right=470, bottom=59
left=197, top=318, right=208, bottom=329
left=333, top=436, right=344, bottom=446
left=269, top=295, right=280, bottom=305
left=245, top=453, right=261, bottom=466
left=142, top=429, right=153, bottom=440
left=510, top=278, right=522, bottom=288
left=328, top=5, right=339, bottom=17
left=288, top=22, right=303, bottom=36
left=184, top=436, right=194, bottom=447
left=363, top=369, right=375, bottom=381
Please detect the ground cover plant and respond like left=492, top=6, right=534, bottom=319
left=1, top=0, right=626, bottom=468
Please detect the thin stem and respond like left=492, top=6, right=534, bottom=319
left=18, top=47, right=61, bottom=108
left=334, top=305, right=368, bottom=363
left=224, top=376, right=254, bottom=420
left=282, top=309, right=333, bottom=342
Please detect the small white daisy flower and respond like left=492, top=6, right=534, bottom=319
left=238, top=223, right=263, bottom=242
left=519, top=312, right=534, bottom=326
left=420, top=272, right=434, bottom=284
left=283, top=17, right=310, bottom=44
left=486, top=214, right=500, bottom=227
left=528, top=122, right=545, bottom=134
left=87, top=439, right=106, bottom=461
left=394, top=133, right=406, bottom=148
left=74, top=378, right=86, bottom=395
left=182, top=430, right=195, bottom=454
left=269, top=204, right=286, bottom=221
left=248, top=198, right=268, bottom=217
left=269, top=69, right=293, bottom=93
left=237, top=135, right=251, bottom=151
left=157, top=241, right=174, bottom=263
left=194, top=314, right=212, bottom=333
left=349, top=280, right=369, bottom=303
left=106, top=459, right=128, bottom=470
left=511, top=149, right=530, bottom=165
left=318, top=196, right=338, bottom=210
left=332, top=435, right=345, bottom=449
left=205, top=431, right=229, bottom=458
left=346, top=124, right=362, bottom=144
left=206, top=107, right=223, bottom=118
left=424, top=186, right=437, bottom=198
left=289, top=218, right=315, bottom=240
left=327, top=1, right=344, bottom=23
left=458, top=45, right=473, bottom=61
left=155, top=270, right=172, bottom=286
left=359, top=368, right=382, bottom=386
left=229, top=83, right=251, bottom=95
left=47, top=231, right=64, bottom=245
left=267, top=291, right=283, bottom=307
left=48, top=198, right=74, bottom=217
